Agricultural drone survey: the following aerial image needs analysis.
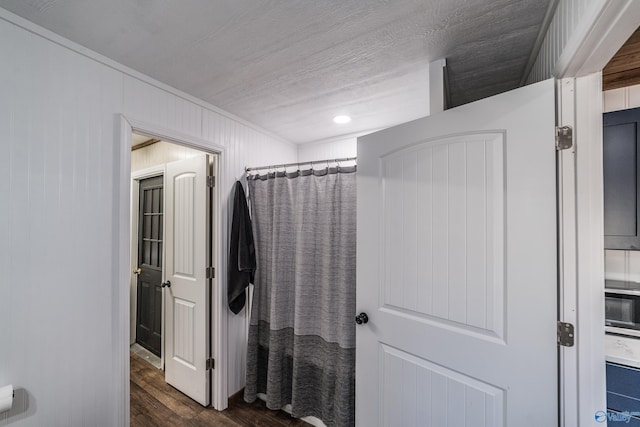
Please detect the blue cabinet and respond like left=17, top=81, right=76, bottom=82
left=607, top=362, right=640, bottom=425
left=604, top=107, right=640, bottom=250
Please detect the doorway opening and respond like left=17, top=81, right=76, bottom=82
left=128, top=131, right=218, bottom=407
left=599, top=26, right=640, bottom=419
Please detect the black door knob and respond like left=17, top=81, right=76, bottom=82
left=355, top=312, right=368, bottom=325
left=161, top=281, right=171, bottom=288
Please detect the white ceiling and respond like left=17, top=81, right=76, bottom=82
left=0, top=0, right=551, bottom=144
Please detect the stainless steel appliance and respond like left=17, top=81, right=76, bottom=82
left=606, top=280, right=640, bottom=338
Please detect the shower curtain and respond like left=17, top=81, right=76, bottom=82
left=244, top=166, right=356, bottom=427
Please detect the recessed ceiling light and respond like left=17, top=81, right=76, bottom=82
left=333, top=115, right=351, bottom=124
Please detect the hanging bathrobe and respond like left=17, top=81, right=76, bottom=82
left=227, top=180, right=256, bottom=314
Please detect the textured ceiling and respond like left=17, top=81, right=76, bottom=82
left=0, top=0, right=551, bottom=143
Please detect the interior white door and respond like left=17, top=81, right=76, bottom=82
left=164, top=154, right=211, bottom=406
left=356, top=79, right=557, bottom=427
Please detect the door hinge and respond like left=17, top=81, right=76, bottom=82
left=207, top=175, right=215, bottom=187
left=206, top=267, right=215, bottom=279
left=555, top=125, right=573, bottom=150
left=206, top=358, right=215, bottom=370
left=557, top=321, right=575, bottom=347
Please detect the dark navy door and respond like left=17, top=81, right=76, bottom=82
left=136, top=176, right=163, bottom=356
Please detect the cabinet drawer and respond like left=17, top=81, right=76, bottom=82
left=608, top=391, right=640, bottom=413
left=607, top=362, right=640, bottom=413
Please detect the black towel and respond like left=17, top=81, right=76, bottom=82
left=228, top=181, right=256, bottom=314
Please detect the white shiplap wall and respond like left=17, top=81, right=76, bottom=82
left=525, top=0, right=596, bottom=83
left=297, top=137, right=357, bottom=163
left=603, top=84, right=640, bottom=115
left=0, top=16, right=123, bottom=427
left=131, top=141, right=203, bottom=172
left=603, top=84, right=640, bottom=282
left=0, top=9, right=296, bottom=427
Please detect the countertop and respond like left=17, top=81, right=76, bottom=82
left=606, top=334, right=640, bottom=368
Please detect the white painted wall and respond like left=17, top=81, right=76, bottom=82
left=603, top=84, right=640, bottom=116
left=131, top=141, right=203, bottom=173
left=606, top=250, right=640, bottom=282
left=525, top=0, right=598, bottom=83
left=297, top=137, right=357, bottom=163
left=526, top=0, right=640, bottom=84
left=0, top=8, right=296, bottom=426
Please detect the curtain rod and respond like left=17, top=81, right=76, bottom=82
left=245, top=156, right=357, bottom=173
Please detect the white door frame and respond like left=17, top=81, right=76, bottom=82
left=557, top=74, right=607, bottom=427
left=116, top=115, right=228, bottom=424
left=555, top=0, right=640, bottom=424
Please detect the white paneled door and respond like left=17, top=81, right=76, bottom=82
left=356, top=79, right=557, bottom=427
left=164, top=154, right=211, bottom=406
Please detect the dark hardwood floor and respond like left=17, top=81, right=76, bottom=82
left=130, top=353, right=310, bottom=427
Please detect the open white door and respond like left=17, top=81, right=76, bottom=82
left=356, top=79, right=557, bottom=426
left=164, top=154, right=211, bottom=406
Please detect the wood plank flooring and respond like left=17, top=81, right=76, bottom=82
left=130, top=353, right=311, bottom=427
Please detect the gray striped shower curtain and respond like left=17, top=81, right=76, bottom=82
left=244, top=166, right=356, bottom=427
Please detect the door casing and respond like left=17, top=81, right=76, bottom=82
left=117, top=117, right=228, bottom=420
